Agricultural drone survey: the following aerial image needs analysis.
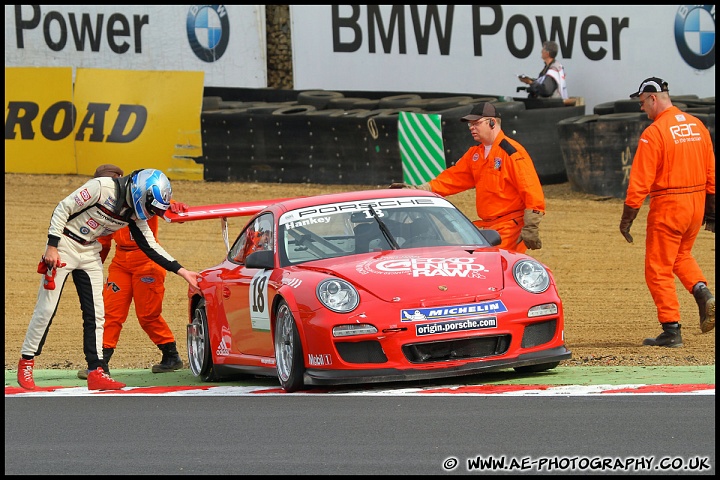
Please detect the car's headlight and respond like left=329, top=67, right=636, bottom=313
left=317, top=279, right=360, bottom=313
left=513, top=259, right=550, bottom=293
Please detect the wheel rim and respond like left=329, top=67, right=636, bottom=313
left=274, top=303, right=294, bottom=382
left=187, top=304, right=207, bottom=376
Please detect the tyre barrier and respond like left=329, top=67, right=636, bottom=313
left=557, top=114, right=651, bottom=199
left=198, top=90, right=587, bottom=185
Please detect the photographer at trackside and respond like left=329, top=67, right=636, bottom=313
left=517, top=40, right=568, bottom=100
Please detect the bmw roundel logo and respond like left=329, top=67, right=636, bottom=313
left=186, top=5, right=230, bottom=63
left=674, top=5, right=715, bottom=70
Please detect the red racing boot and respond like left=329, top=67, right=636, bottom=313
left=87, top=367, right=126, bottom=391
left=17, top=358, right=36, bottom=390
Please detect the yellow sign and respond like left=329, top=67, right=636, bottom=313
left=5, top=67, right=204, bottom=180
left=5, top=67, right=76, bottom=174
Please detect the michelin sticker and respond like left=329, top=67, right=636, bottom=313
left=401, top=300, right=507, bottom=322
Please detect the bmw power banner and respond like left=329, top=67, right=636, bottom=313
left=4, top=5, right=265, bottom=88
left=289, top=5, right=715, bottom=113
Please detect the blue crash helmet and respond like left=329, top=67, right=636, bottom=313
left=130, top=169, right=172, bottom=221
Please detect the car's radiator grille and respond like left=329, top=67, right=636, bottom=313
left=402, top=335, right=511, bottom=363
left=521, top=319, right=557, bottom=348
left=335, top=340, right=388, bottom=364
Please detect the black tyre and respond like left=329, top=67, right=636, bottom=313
left=597, top=112, right=646, bottom=122
left=306, top=108, right=348, bottom=116
left=274, top=300, right=305, bottom=392
left=425, top=96, right=475, bottom=111
left=592, top=101, right=616, bottom=115
left=378, top=94, right=422, bottom=108
left=558, top=114, right=599, bottom=124
left=514, top=361, right=560, bottom=373
left=493, top=100, right=526, bottom=118
left=327, top=97, right=380, bottom=110
left=245, top=103, right=297, bottom=114
left=613, top=99, right=646, bottom=113
left=187, top=298, right=220, bottom=382
left=297, top=90, right=344, bottom=109
left=271, top=105, right=317, bottom=115
left=202, top=96, right=222, bottom=111
left=457, top=96, right=498, bottom=105
left=353, top=107, right=423, bottom=119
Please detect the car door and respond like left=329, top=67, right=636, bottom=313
left=221, top=214, right=276, bottom=358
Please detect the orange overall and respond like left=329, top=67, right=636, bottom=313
left=428, top=131, right=546, bottom=252
left=99, top=215, right=175, bottom=348
left=625, top=106, right=716, bottom=324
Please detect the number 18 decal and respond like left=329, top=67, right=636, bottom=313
left=250, top=270, right=272, bottom=331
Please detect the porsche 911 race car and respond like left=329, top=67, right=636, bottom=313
left=165, top=189, right=571, bottom=392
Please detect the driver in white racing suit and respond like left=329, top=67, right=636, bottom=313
left=17, top=169, right=200, bottom=390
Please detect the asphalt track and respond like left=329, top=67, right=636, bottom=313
left=5, top=367, right=715, bottom=475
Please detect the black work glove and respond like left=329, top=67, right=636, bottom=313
left=521, top=209, right=543, bottom=250
left=703, top=193, right=715, bottom=233
left=619, top=204, right=640, bottom=243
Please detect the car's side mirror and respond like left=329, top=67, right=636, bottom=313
left=246, top=250, right=275, bottom=269
left=479, top=229, right=501, bottom=247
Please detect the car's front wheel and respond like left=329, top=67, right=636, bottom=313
left=274, top=300, right=305, bottom=392
left=187, top=297, right=220, bottom=382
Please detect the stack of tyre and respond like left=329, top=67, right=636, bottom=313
left=199, top=89, right=586, bottom=185
left=558, top=96, right=715, bottom=198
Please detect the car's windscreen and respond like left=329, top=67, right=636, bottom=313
left=278, top=196, right=487, bottom=266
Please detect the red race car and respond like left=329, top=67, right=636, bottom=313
left=166, top=189, right=571, bottom=392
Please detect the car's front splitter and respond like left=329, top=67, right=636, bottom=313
left=303, top=346, right=572, bottom=386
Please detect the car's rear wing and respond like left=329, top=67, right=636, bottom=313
left=163, top=198, right=296, bottom=252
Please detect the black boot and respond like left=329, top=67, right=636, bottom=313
left=152, top=342, right=184, bottom=373
left=642, top=323, right=683, bottom=348
left=693, top=284, right=715, bottom=333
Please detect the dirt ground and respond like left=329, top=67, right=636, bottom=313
left=4, top=173, right=716, bottom=372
